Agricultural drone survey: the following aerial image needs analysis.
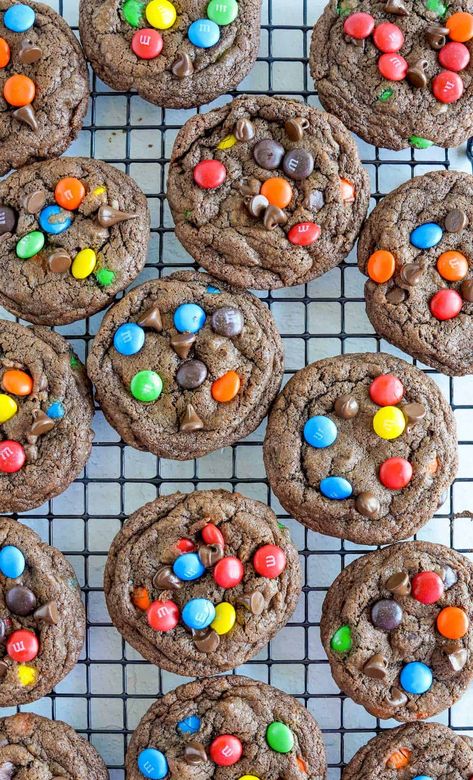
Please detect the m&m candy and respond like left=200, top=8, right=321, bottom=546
left=430, top=289, right=463, bottom=320
left=114, top=323, right=146, bottom=356
left=123, top=0, right=145, bottom=27
left=130, top=370, right=163, bottom=402
left=288, top=222, right=321, bottom=246
left=437, top=250, right=468, bottom=281
left=260, top=178, right=293, bottom=209
left=432, top=71, right=464, bottom=104
left=0, top=441, right=25, bottom=474
left=340, top=178, right=356, bottom=203
left=174, top=303, right=206, bottom=333
left=71, top=248, right=97, bottom=279
left=146, top=0, right=176, bottom=29
left=438, top=41, right=470, bottom=71
left=202, top=523, right=224, bottom=546
left=373, top=406, right=406, bottom=440
left=253, top=545, right=286, bottom=578
left=211, top=602, right=236, bottom=634
left=373, top=22, right=404, bottom=53
left=437, top=606, right=469, bottom=639
left=39, top=205, right=72, bottom=235
left=400, top=661, right=433, bottom=694
left=47, top=401, right=65, bottom=420
left=0, top=545, right=25, bottom=578
left=0, top=395, right=17, bottom=424
left=211, top=371, right=240, bottom=403
left=172, top=552, right=205, bottom=581
left=446, top=11, right=473, bottom=42
left=303, top=415, right=337, bottom=448
left=410, top=222, right=443, bottom=249
left=147, top=600, right=179, bottom=632
left=330, top=625, right=352, bottom=653
left=6, top=629, right=39, bottom=662
left=16, top=231, right=45, bottom=259
left=210, top=735, right=242, bottom=766
left=188, top=19, right=220, bottom=48
left=3, top=74, right=35, bottom=107
left=266, top=721, right=294, bottom=753
left=132, top=28, right=163, bottom=59
left=411, top=571, right=444, bottom=605
left=55, top=178, right=86, bottom=210
left=343, top=12, right=375, bottom=39
left=2, top=370, right=32, bottom=397
left=213, top=556, right=244, bottom=588
left=193, top=159, right=226, bottom=189
left=379, top=457, right=412, bottom=489
left=176, top=538, right=195, bottom=553
left=177, top=714, right=201, bottom=734
left=182, top=598, right=216, bottom=630
left=207, top=0, right=239, bottom=25
left=320, top=476, right=352, bottom=499
left=0, top=38, right=10, bottom=68
left=367, top=250, right=396, bottom=283
left=137, top=748, right=168, bottom=780
left=370, top=375, right=404, bottom=406
left=378, top=53, right=408, bottom=81
left=4, top=4, right=35, bottom=33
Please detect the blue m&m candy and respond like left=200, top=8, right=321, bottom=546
left=177, top=714, right=201, bottom=734
left=410, top=222, right=443, bottom=250
left=320, top=476, right=352, bottom=500
left=173, top=552, right=205, bottom=582
left=207, top=285, right=221, bottom=294
left=174, top=303, right=206, bottom=333
left=38, top=205, right=73, bottom=235
left=304, top=415, right=337, bottom=448
left=182, top=597, right=216, bottom=630
left=0, top=546, right=25, bottom=579
left=412, top=777, right=434, bottom=780
left=188, top=18, right=220, bottom=48
left=46, top=401, right=65, bottom=420
left=4, top=4, right=35, bottom=32
left=400, top=661, right=433, bottom=694
left=113, top=323, right=145, bottom=356
left=137, top=748, right=168, bottom=779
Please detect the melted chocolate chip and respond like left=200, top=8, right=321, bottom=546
left=97, top=205, right=139, bottom=227
left=172, top=53, right=194, bottom=78
left=400, top=263, right=423, bottom=286
left=334, top=394, right=359, bottom=419
left=247, top=194, right=269, bottom=217
left=18, top=41, right=42, bottom=64
left=449, top=648, right=467, bottom=672
left=385, top=0, right=409, bottom=14
left=364, top=653, right=388, bottom=680
left=355, top=491, right=380, bottom=518
left=236, top=591, right=265, bottom=615
left=263, top=204, right=287, bottom=230
left=47, top=249, right=71, bottom=273
left=153, top=566, right=182, bottom=590
left=30, top=410, right=55, bottom=437
left=24, top=189, right=46, bottom=214
left=445, top=209, right=468, bottom=233
left=193, top=627, right=220, bottom=653
left=285, top=116, right=310, bottom=141
left=461, top=280, right=473, bottom=302
left=184, top=741, right=207, bottom=764
left=239, top=177, right=261, bottom=197
left=425, top=25, right=449, bottom=50
left=406, top=59, right=428, bottom=88
left=402, top=402, right=426, bottom=424
left=386, top=571, right=411, bottom=596
left=303, top=190, right=324, bottom=211
left=198, top=543, right=224, bottom=568
left=0, top=663, right=8, bottom=681
left=13, top=105, right=38, bottom=132
left=385, top=686, right=408, bottom=708
left=386, top=286, right=407, bottom=304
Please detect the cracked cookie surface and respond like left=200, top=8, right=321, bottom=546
left=322, top=542, right=473, bottom=722
left=0, top=157, right=150, bottom=325
left=0, top=1, right=89, bottom=176
left=263, top=353, right=457, bottom=545
left=167, top=94, right=370, bottom=290
left=359, top=170, right=473, bottom=376
left=87, top=271, right=284, bottom=460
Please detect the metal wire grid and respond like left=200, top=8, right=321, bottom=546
left=3, top=0, right=473, bottom=777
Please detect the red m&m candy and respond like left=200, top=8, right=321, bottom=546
left=378, top=53, right=408, bottom=81
left=432, top=71, right=464, bottom=103
left=343, top=12, right=375, bottom=39
left=379, top=457, right=413, bottom=490
left=176, top=538, right=196, bottom=553
left=213, top=556, right=244, bottom=588
left=373, top=22, right=404, bottom=52
left=369, top=374, right=404, bottom=407
left=202, top=523, right=225, bottom=547
left=147, top=600, right=179, bottom=632
left=438, top=41, right=470, bottom=72
left=253, top=545, right=286, bottom=578
left=193, top=160, right=227, bottom=190
left=411, top=571, right=444, bottom=605
left=131, top=28, right=163, bottom=59
left=430, top=289, right=463, bottom=320
left=288, top=222, right=321, bottom=246
left=209, top=735, right=243, bottom=766
left=6, top=629, right=39, bottom=662
left=0, top=441, right=25, bottom=474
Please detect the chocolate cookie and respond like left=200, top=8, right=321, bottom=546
left=358, top=170, right=473, bottom=376
left=167, top=95, right=370, bottom=290
left=87, top=271, right=284, bottom=460
left=310, top=0, right=473, bottom=151
left=0, top=157, right=150, bottom=326
left=126, top=675, right=326, bottom=780
left=343, top=721, right=473, bottom=778
left=79, top=0, right=261, bottom=109
left=0, top=321, right=94, bottom=514
left=0, top=1, right=89, bottom=176
left=0, top=516, right=85, bottom=706
left=104, top=489, right=301, bottom=676
left=263, top=352, right=457, bottom=545
left=0, top=712, right=108, bottom=777
left=321, top=541, right=473, bottom=722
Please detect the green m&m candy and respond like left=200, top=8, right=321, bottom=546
left=207, top=0, right=239, bottom=25
left=330, top=625, right=352, bottom=653
left=95, top=268, right=116, bottom=287
left=266, top=721, right=294, bottom=754
left=16, top=231, right=45, bottom=259
left=130, top=370, right=163, bottom=402
left=122, top=0, right=146, bottom=27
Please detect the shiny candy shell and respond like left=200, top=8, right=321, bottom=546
left=260, top=177, right=293, bottom=209
left=47, top=401, right=65, bottom=419
left=400, top=661, right=433, bottom=694
left=213, top=556, right=244, bottom=588
left=211, top=602, right=236, bottom=635
left=71, top=248, right=97, bottom=279
left=193, top=159, right=226, bottom=189
left=438, top=41, right=470, bottom=71
left=288, top=222, right=321, bottom=246
left=16, top=231, right=45, bottom=259
left=373, top=22, right=404, bottom=52
left=202, top=523, right=224, bottom=546
left=6, top=629, right=39, bottom=662
left=4, top=4, right=35, bottom=32
left=370, top=374, right=404, bottom=406
left=0, top=394, right=17, bottom=424
left=113, top=323, right=146, bottom=356
left=0, top=38, right=11, bottom=68
left=430, top=289, right=463, bottom=320
left=38, top=205, right=72, bottom=235
left=253, top=544, right=286, bottom=578
left=446, top=11, right=473, bottom=42
left=437, top=606, right=469, bottom=639
left=122, top=0, right=145, bottom=27
left=3, top=74, right=35, bottom=107
left=367, top=250, right=396, bottom=283
left=207, top=0, right=239, bottom=25
left=410, top=222, right=443, bottom=249
left=210, top=735, right=242, bottom=766
left=147, top=600, right=179, bottom=631
left=373, top=405, right=406, bottom=440
left=411, top=571, right=444, bottom=604
left=2, top=369, right=32, bottom=397
left=379, top=457, right=412, bottom=489
left=137, top=748, right=169, bottom=780
left=432, top=70, right=464, bottom=103
left=188, top=18, right=220, bottom=48
left=0, top=545, right=25, bottom=578
left=330, top=625, right=352, bottom=653
left=130, top=370, right=163, bottom=402
left=266, top=721, right=294, bottom=753
left=54, top=178, right=86, bottom=210
left=172, top=552, right=205, bottom=581
left=182, top=598, right=216, bottom=630
left=177, top=714, right=201, bottom=734
left=174, top=302, right=206, bottom=333
left=378, top=52, right=408, bottom=81
left=320, top=476, right=352, bottom=499
left=211, top=371, right=240, bottom=403
left=132, top=28, right=163, bottom=58
left=343, top=12, right=375, bottom=39
left=0, top=441, right=25, bottom=473
left=371, top=599, right=403, bottom=630
left=146, top=0, right=177, bottom=29
left=437, top=250, right=468, bottom=281
left=303, top=415, right=337, bottom=448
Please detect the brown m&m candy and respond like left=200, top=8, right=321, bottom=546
left=176, top=360, right=208, bottom=390
left=5, top=586, right=37, bottom=616
left=253, top=139, right=285, bottom=170
left=445, top=208, right=468, bottom=233
left=282, top=148, right=314, bottom=181
left=0, top=206, right=16, bottom=235
left=48, top=249, right=72, bottom=273
left=211, top=307, right=243, bottom=337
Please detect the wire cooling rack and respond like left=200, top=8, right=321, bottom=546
left=3, top=0, right=473, bottom=777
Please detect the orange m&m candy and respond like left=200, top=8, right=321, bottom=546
left=211, top=371, right=241, bottom=403
left=0, top=37, right=10, bottom=69
left=385, top=747, right=411, bottom=769
left=367, top=249, right=396, bottom=283
left=437, top=606, right=469, bottom=639
left=446, top=11, right=473, bottom=42
left=3, top=74, right=35, bottom=107
left=340, top=178, right=356, bottom=203
left=437, top=250, right=468, bottom=281
left=131, top=586, right=151, bottom=611
left=261, top=177, right=293, bottom=209
left=2, top=369, right=33, bottom=397
left=55, top=178, right=86, bottom=211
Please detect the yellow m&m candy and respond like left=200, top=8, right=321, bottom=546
left=146, top=0, right=177, bottom=29
left=238, top=777, right=261, bottom=780
left=373, top=406, right=406, bottom=440
left=211, top=602, right=236, bottom=635
left=17, top=664, right=38, bottom=687
left=72, top=248, right=97, bottom=279
left=0, top=394, right=18, bottom=424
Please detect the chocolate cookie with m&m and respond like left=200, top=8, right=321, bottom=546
left=0, top=157, right=150, bottom=325
left=126, top=676, right=326, bottom=780
left=0, top=1, right=89, bottom=176
left=167, top=95, right=370, bottom=290
left=359, top=170, right=473, bottom=376
left=87, top=271, right=284, bottom=459
left=263, top=353, right=457, bottom=545
left=79, top=0, right=261, bottom=109
left=321, top=541, right=473, bottom=721
left=0, top=320, right=94, bottom=513
left=311, top=0, right=473, bottom=150
left=0, top=516, right=85, bottom=706
left=104, top=490, right=301, bottom=675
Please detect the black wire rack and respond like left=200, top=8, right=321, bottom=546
left=4, top=0, right=473, bottom=777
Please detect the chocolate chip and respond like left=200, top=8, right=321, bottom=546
left=448, top=648, right=467, bottom=672
left=153, top=566, right=182, bottom=590
left=0, top=663, right=8, bottom=681
left=97, top=205, right=139, bottom=227
left=236, top=591, right=265, bottom=615
left=30, top=410, right=55, bottom=437
left=355, top=491, right=380, bottom=518
left=47, top=249, right=72, bottom=273
left=18, top=41, right=42, bottom=64
left=138, top=305, right=163, bottom=332
left=176, top=360, right=208, bottom=390
left=6, top=586, right=37, bottom=617
left=247, top=194, right=269, bottom=217
left=253, top=139, right=285, bottom=170
left=406, top=59, right=428, bottom=88
left=0, top=206, right=16, bottom=235
left=334, top=394, right=359, bottom=419
left=171, top=332, right=196, bottom=359
left=0, top=617, right=12, bottom=644
left=363, top=653, right=388, bottom=680
left=239, top=177, right=261, bottom=197
left=285, top=116, right=310, bottom=142
left=385, top=686, right=408, bottom=708
left=386, top=286, right=407, bottom=304
left=235, top=118, right=255, bottom=142
left=386, top=571, right=411, bottom=596
left=303, top=190, right=324, bottom=211
left=180, top=404, right=204, bottom=432
left=34, top=601, right=59, bottom=625
left=211, top=307, right=243, bottom=337
left=461, top=280, right=473, bottom=302
left=371, top=599, right=403, bottom=630
left=193, top=627, right=220, bottom=653
left=400, top=263, right=423, bottom=286
left=184, top=741, right=207, bottom=764
left=263, top=204, right=287, bottom=230
left=402, top=402, right=426, bottom=424
left=425, top=25, right=449, bottom=50
left=385, top=0, right=409, bottom=14
left=24, top=189, right=46, bottom=214
left=445, top=208, right=468, bottom=233
left=198, top=543, right=224, bottom=568
left=172, top=53, right=194, bottom=78
left=282, top=148, right=314, bottom=181
left=13, top=105, right=38, bottom=132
